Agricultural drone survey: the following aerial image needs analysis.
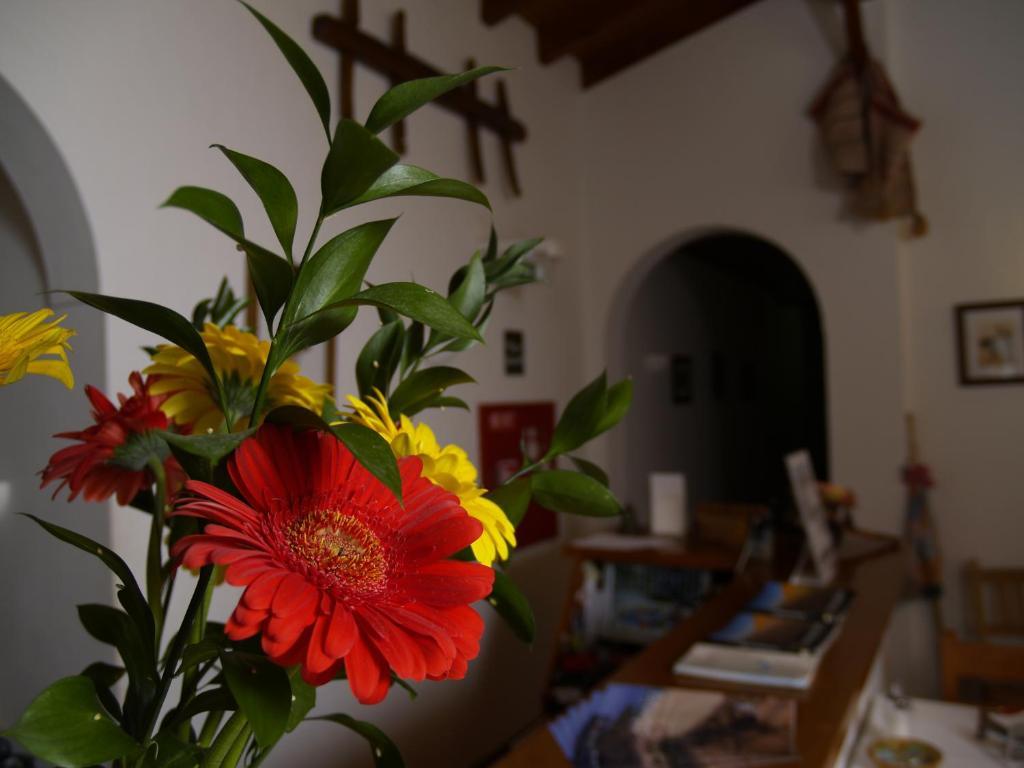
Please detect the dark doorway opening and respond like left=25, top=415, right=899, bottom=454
left=621, top=232, right=827, bottom=519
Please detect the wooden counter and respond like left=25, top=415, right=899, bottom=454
left=492, top=549, right=905, bottom=768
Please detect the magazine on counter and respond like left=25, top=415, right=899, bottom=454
left=548, top=683, right=799, bottom=767
left=708, top=611, right=836, bottom=654
left=672, top=642, right=819, bottom=690
left=744, top=581, right=853, bottom=623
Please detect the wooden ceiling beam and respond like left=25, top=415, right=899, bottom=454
left=480, top=0, right=547, bottom=26
left=578, top=0, right=766, bottom=88
left=537, top=0, right=644, bottom=65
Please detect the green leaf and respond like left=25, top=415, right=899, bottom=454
left=400, top=321, right=424, bottom=375
left=388, top=366, right=475, bottom=418
left=243, top=242, right=294, bottom=329
left=483, top=226, right=498, bottom=262
left=110, top=430, right=171, bottom=472
left=312, top=714, right=404, bottom=768
left=349, top=283, right=482, bottom=341
left=484, top=478, right=532, bottom=528
left=221, top=651, right=291, bottom=750
left=568, top=456, right=610, bottom=487
left=530, top=470, right=621, bottom=517
left=357, top=321, right=405, bottom=398
left=413, top=395, right=470, bottom=414
left=330, top=423, right=403, bottom=504
left=343, top=164, right=490, bottom=211
left=487, top=571, right=535, bottom=644
left=3, top=676, right=141, bottom=768
left=162, top=186, right=244, bottom=240
left=440, top=300, right=493, bottom=354
left=178, top=637, right=222, bottom=677
left=80, top=662, right=125, bottom=724
left=546, top=372, right=607, bottom=459
left=139, top=732, right=201, bottom=768
left=285, top=283, right=481, bottom=359
left=178, top=687, right=237, bottom=721
left=67, top=292, right=219, bottom=387
left=286, top=667, right=316, bottom=733
left=321, top=120, right=399, bottom=215
left=426, top=252, right=487, bottom=352
left=488, top=261, right=538, bottom=293
left=449, top=253, right=486, bottom=322
left=77, top=604, right=158, bottom=729
left=594, top=377, right=633, bottom=437
left=240, top=1, right=331, bottom=140
left=159, top=429, right=255, bottom=483
left=365, top=65, right=506, bottom=135
left=81, top=662, right=125, bottom=691
left=24, top=515, right=154, bottom=652
left=485, top=237, right=542, bottom=281
left=288, top=219, right=396, bottom=341
left=213, top=144, right=298, bottom=257
left=264, top=405, right=332, bottom=431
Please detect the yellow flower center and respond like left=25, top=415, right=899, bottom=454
left=285, top=509, right=386, bottom=592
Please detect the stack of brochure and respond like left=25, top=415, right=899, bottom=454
left=549, top=683, right=799, bottom=767
left=672, top=581, right=853, bottom=690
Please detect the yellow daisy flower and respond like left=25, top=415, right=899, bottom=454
left=145, top=323, right=332, bottom=433
left=0, top=308, right=75, bottom=389
left=346, top=390, right=516, bottom=567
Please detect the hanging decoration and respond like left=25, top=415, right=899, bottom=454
left=808, top=0, right=927, bottom=237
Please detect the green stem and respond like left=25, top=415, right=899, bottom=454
left=198, top=710, right=226, bottom=748
left=504, top=459, right=544, bottom=486
left=221, top=723, right=253, bottom=768
left=300, top=212, right=324, bottom=269
left=202, top=711, right=247, bottom=768
left=145, top=457, right=168, bottom=644
left=141, top=565, right=214, bottom=744
left=176, top=572, right=216, bottom=739
left=249, top=210, right=326, bottom=425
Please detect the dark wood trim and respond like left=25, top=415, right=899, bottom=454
left=389, top=10, right=408, bottom=155
left=577, top=0, right=765, bottom=88
left=536, top=0, right=637, bottom=65
left=954, top=300, right=1024, bottom=386
left=312, top=14, right=527, bottom=143
left=480, top=0, right=545, bottom=26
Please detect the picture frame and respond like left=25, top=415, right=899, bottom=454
left=955, top=300, right=1024, bottom=385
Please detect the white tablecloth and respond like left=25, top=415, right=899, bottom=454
left=849, top=696, right=1015, bottom=767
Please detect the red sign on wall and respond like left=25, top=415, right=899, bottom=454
left=478, top=402, right=557, bottom=548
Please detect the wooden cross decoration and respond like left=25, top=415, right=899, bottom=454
left=311, top=0, right=528, bottom=388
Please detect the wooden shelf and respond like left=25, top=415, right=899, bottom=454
left=563, top=532, right=745, bottom=572
left=493, top=544, right=904, bottom=768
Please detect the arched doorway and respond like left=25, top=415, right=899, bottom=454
left=614, top=230, right=826, bottom=522
left=0, top=74, right=107, bottom=724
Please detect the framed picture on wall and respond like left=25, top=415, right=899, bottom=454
left=955, top=300, right=1024, bottom=385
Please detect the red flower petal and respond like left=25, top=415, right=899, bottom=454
left=171, top=423, right=494, bottom=704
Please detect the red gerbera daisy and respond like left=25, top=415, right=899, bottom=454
left=170, top=423, right=495, bottom=704
left=41, top=371, right=185, bottom=504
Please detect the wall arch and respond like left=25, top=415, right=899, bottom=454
left=607, top=226, right=828, bottom=516
left=0, top=73, right=109, bottom=724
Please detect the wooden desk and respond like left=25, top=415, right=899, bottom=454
left=493, top=549, right=905, bottom=768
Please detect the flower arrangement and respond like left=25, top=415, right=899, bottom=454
left=1, top=5, right=630, bottom=768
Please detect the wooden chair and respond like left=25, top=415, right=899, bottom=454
left=940, top=630, right=1024, bottom=705
left=965, top=559, right=1024, bottom=641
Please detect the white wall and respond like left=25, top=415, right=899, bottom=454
left=0, top=1, right=585, bottom=764
left=886, top=0, right=1024, bottom=632
left=579, top=0, right=907, bottom=540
